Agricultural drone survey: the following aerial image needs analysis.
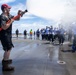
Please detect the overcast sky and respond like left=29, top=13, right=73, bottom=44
left=0, top=0, right=76, bottom=33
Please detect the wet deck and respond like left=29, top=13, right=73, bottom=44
left=0, top=38, right=76, bottom=75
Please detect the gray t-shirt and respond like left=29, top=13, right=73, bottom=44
left=0, top=13, right=14, bottom=35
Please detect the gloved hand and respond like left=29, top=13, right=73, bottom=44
left=17, top=10, right=23, bottom=17
left=17, top=9, right=28, bottom=17
left=18, top=10, right=22, bottom=15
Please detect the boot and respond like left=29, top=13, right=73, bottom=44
left=2, top=66, right=14, bottom=71
left=2, top=60, right=14, bottom=71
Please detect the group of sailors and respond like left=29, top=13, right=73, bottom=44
left=41, top=26, right=66, bottom=45
left=40, top=25, right=76, bottom=52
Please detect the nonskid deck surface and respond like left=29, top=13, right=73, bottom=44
left=0, top=38, right=76, bottom=75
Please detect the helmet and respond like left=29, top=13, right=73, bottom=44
left=1, top=4, right=11, bottom=10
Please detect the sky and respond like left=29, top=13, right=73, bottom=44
left=0, top=0, right=76, bottom=33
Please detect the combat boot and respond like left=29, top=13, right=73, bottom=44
left=2, top=60, right=14, bottom=71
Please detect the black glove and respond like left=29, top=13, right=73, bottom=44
left=18, top=10, right=22, bottom=15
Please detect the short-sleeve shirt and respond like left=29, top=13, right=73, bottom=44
left=0, top=13, right=14, bottom=36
